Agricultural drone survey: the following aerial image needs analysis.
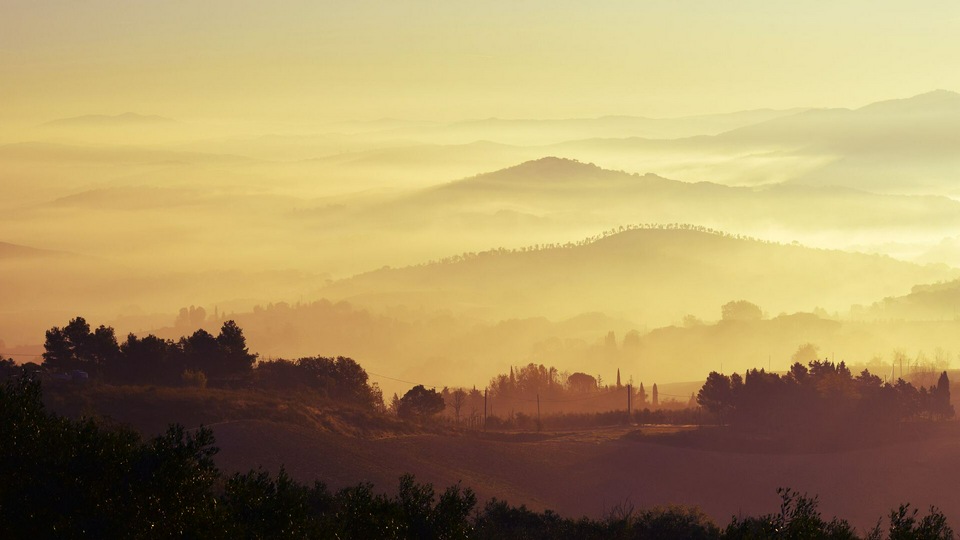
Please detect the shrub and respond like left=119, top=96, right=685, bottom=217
left=181, top=369, right=208, bottom=389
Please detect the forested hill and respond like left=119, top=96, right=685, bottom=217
left=321, top=226, right=957, bottom=326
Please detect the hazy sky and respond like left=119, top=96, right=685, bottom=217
left=3, top=1, right=960, bottom=125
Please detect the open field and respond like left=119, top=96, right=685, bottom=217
left=209, top=419, right=960, bottom=532
left=43, top=383, right=959, bottom=532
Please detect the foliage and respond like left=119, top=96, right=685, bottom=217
left=181, top=368, right=208, bottom=389
left=2, top=378, right=959, bottom=538
left=696, top=360, right=953, bottom=431
left=0, top=377, right=221, bottom=537
left=256, top=355, right=383, bottom=409
left=42, top=317, right=119, bottom=375
left=40, top=316, right=384, bottom=410
left=398, top=385, right=446, bottom=420
left=486, top=362, right=670, bottom=418
left=725, top=488, right=856, bottom=539
left=43, top=317, right=255, bottom=385
left=721, top=300, right=763, bottom=322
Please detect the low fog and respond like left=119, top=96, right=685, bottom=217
left=5, top=91, right=960, bottom=397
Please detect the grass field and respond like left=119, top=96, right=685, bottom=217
left=43, top=383, right=960, bottom=533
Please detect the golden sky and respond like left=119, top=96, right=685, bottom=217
left=3, top=1, right=960, bottom=125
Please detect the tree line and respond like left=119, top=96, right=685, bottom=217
left=483, top=363, right=683, bottom=417
left=697, top=359, right=953, bottom=431
left=1, top=378, right=953, bottom=539
left=33, top=316, right=384, bottom=411
left=422, top=223, right=782, bottom=268
left=42, top=316, right=256, bottom=384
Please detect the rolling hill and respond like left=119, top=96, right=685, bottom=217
left=321, top=225, right=957, bottom=327
left=326, top=158, right=960, bottom=268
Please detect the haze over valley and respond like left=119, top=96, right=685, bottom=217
left=6, top=3, right=960, bottom=536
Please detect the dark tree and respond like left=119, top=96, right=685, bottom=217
left=934, top=371, right=954, bottom=419
left=180, top=328, right=220, bottom=378
left=567, top=372, right=597, bottom=393
left=697, top=372, right=732, bottom=423
left=116, top=333, right=177, bottom=384
left=216, top=320, right=257, bottom=377
left=398, top=385, right=445, bottom=421
left=42, top=317, right=119, bottom=375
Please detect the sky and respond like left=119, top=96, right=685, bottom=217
left=3, top=1, right=960, bottom=127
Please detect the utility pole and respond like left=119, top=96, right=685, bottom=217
left=483, top=388, right=487, bottom=430
left=537, top=393, right=541, bottom=432
left=627, top=383, right=632, bottom=420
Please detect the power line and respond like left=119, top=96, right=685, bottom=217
left=364, top=370, right=443, bottom=390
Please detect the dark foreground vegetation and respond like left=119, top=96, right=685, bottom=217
left=1, top=378, right=956, bottom=539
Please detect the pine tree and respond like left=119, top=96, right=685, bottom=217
left=936, top=371, right=954, bottom=419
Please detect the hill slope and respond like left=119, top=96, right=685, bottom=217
left=335, top=157, right=960, bottom=269
left=322, top=226, right=957, bottom=326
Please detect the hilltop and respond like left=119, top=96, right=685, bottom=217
left=322, top=225, right=957, bottom=326
left=356, top=157, right=960, bottom=241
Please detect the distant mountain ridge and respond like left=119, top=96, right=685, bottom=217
left=535, top=90, right=960, bottom=195
left=374, top=157, right=960, bottom=237
left=857, top=89, right=960, bottom=115
left=0, top=241, right=69, bottom=259
left=42, top=112, right=176, bottom=128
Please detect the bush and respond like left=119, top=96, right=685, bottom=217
left=181, top=369, right=208, bottom=389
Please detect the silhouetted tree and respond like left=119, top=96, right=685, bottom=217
left=934, top=371, right=954, bottom=420
left=697, top=372, right=732, bottom=423
left=216, top=320, right=256, bottom=377
left=721, top=300, right=762, bottom=322
left=567, top=372, right=597, bottom=393
left=880, top=504, right=953, bottom=540
left=448, top=388, right=467, bottom=425
left=791, top=343, right=820, bottom=365
left=390, top=393, right=402, bottom=416
left=622, top=330, right=641, bottom=350
left=725, top=488, right=856, bottom=539
left=398, top=385, right=445, bottom=421
left=179, top=328, right=219, bottom=379
left=116, top=333, right=177, bottom=384
left=42, top=317, right=119, bottom=375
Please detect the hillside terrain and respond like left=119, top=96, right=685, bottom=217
left=42, top=383, right=960, bottom=535
left=322, top=226, right=956, bottom=325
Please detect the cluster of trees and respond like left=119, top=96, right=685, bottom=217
left=42, top=317, right=256, bottom=384
left=256, top=356, right=383, bottom=409
left=391, top=385, right=446, bottom=421
left=34, top=316, right=385, bottom=410
left=2, top=378, right=953, bottom=538
left=484, top=363, right=679, bottom=418
left=697, top=360, right=954, bottom=430
left=485, top=408, right=703, bottom=431
left=424, top=223, right=779, bottom=267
